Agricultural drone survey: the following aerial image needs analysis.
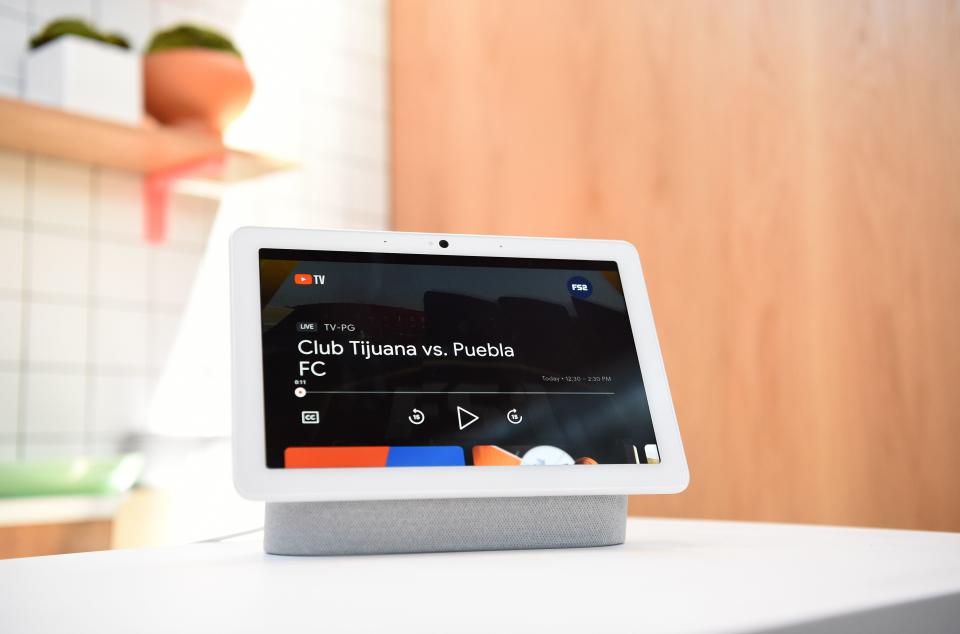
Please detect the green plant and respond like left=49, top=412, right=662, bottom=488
left=146, top=24, right=242, bottom=58
left=29, top=18, right=130, bottom=50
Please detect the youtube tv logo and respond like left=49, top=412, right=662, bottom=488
left=294, top=273, right=325, bottom=285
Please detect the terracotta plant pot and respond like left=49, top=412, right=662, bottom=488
left=143, top=48, right=253, bottom=136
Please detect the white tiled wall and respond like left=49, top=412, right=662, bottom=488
left=0, top=153, right=222, bottom=461
left=0, top=0, right=390, bottom=461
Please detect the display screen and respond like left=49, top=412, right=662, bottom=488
left=258, top=249, right=660, bottom=469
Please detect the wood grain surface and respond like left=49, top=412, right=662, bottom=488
left=0, top=521, right=112, bottom=559
left=0, top=97, right=290, bottom=179
left=390, top=1, right=960, bottom=530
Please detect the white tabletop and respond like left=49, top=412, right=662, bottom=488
left=1, top=517, right=959, bottom=633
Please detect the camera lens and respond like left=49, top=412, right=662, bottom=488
left=439, top=240, right=449, bottom=248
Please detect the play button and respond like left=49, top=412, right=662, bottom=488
left=456, top=406, right=479, bottom=430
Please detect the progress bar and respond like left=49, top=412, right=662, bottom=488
left=303, top=390, right=615, bottom=395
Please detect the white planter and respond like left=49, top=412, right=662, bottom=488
left=24, top=35, right=141, bottom=125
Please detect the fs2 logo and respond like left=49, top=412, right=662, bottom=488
left=294, top=273, right=326, bottom=285
left=567, top=276, right=593, bottom=299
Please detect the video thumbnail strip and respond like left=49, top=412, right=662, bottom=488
left=284, top=443, right=659, bottom=468
left=284, top=446, right=465, bottom=468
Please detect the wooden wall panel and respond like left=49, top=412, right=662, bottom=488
left=390, top=1, right=960, bottom=530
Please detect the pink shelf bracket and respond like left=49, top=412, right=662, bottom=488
left=143, top=156, right=226, bottom=243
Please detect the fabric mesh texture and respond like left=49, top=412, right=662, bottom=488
left=264, top=495, right=627, bottom=556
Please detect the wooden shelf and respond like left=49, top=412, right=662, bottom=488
left=0, top=96, right=294, bottom=181
left=0, top=96, right=296, bottom=242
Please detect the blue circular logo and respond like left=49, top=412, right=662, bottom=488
left=567, top=276, right=593, bottom=299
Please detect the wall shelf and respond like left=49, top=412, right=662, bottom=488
left=0, top=97, right=295, bottom=241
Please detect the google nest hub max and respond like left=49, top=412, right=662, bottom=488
left=230, top=227, right=688, bottom=555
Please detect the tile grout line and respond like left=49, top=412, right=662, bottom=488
left=0, top=433, right=134, bottom=446
left=18, top=0, right=31, bottom=98
left=0, top=430, right=133, bottom=442
left=0, top=360, right=161, bottom=377
left=146, top=176, right=160, bottom=409
left=0, top=214, right=212, bottom=253
left=0, top=287, right=188, bottom=314
left=83, top=165, right=100, bottom=453
left=14, top=155, right=32, bottom=460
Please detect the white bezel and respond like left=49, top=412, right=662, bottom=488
left=230, top=227, right=688, bottom=501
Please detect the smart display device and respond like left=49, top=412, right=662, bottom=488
left=230, top=227, right=688, bottom=554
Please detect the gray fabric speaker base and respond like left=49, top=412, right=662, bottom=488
left=264, top=495, right=627, bottom=556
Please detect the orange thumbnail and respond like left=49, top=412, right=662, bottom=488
left=472, top=445, right=523, bottom=466
left=285, top=446, right=389, bottom=468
